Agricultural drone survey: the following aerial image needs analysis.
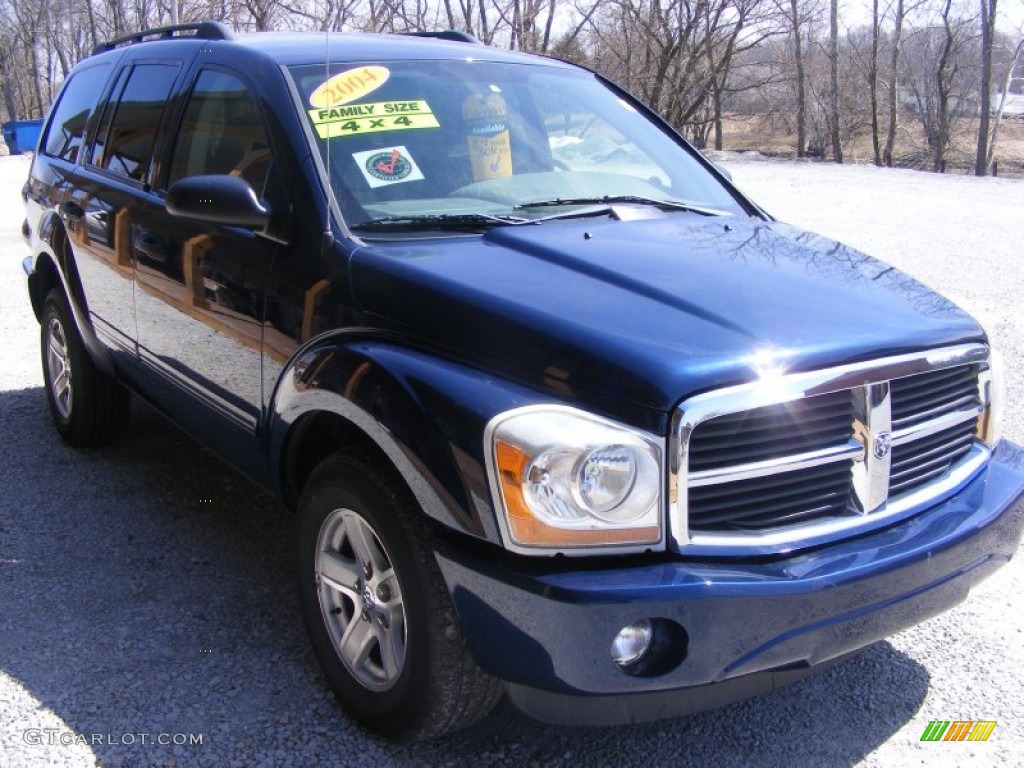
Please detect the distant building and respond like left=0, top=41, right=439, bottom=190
left=996, top=92, right=1024, bottom=117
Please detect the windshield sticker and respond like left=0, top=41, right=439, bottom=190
left=308, top=100, right=440, bottom=139
left=309, top=66, right=390, bottom=109
left=352, top=146, right=425, bottom=188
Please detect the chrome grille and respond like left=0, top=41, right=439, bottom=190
left=888, top=365, right=982, bottom=497
left=689, top=391, right=854, bottom=472
left=672, top=345, right=993, bottom=555
left=889, top=421, right=978, bottom=496
left=688, top=392, right=856, bottom=529
left=688, top=460, right=854, bottom=530
left=890, top=365, right=981, bottom=430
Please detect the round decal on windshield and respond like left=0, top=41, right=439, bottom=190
left=352, top=145, right=425, bottom=188
left=367, top=149, right=412, bottom=182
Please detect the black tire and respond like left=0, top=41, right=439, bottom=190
left=296, top=451, right=502, bottom=741
left=40, top=288, right=130, bottom=447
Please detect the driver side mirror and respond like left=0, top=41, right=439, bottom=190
left=166, top=175, right=270, bottom=229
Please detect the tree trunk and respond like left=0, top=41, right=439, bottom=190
left=713, top=82, right=724, bottom=150
left=541, top=0, right=556, bottom=53
left=829, top=0, right=843, bottom=162
left=790, top=0, right=806, bottom=157
left=0, top=50, right=21, bottom=121
left=935, top=0, right=955, bottom=173
left=869, top=0, right=882, bottom=165
left=85, top=0, right=99, bottom=51
left=975, top=0, right=996, bottom=175
left=511, top=0, right=521, bottom=50
left=884, top=0, right=905, bottom=167
left=477, top=0, right=491, bottom=44
left=29, top=42, right=45, bottom=118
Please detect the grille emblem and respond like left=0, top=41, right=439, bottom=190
left=868, top=430, right=892, bottom=460
left=872, top=431, right=892, bottom=460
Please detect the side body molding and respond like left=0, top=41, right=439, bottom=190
left=267, top=337, right=546, bottom=545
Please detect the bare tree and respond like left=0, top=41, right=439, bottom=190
left=278, top=0, right=362, bottom=29
left=240, top=0, right=280, bottom=29
left=986, top=31, right=1023, bottom=168
left=587, top=0, right=780, bottom=146
left=936, top=0, right=961, bottom=170
left=774, top=0, right=814, bottom=155
left=868, top=0, right=883, bottom=163
left=828, top=0, right=843, bottom=161
left=498, top=0, right=558, bottom=51
left=901, top=0, right=978, bottom=172
left=1, top=0, right=1015, bottom=180
left=883, top=0, right=910, bottom=165
left=975, top=0, right=996, bottom=173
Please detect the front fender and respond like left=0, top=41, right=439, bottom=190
left=268, top=339, right=548, bottom=544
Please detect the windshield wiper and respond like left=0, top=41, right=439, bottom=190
left=350, top=197, right=727, bottom=232
left=351, top=213, right=527, bottom=232
left=515, top=195, right=728, bottom=219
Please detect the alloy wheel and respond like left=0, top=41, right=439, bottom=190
left=315, top=508, right=407, bottom=691
left=46, top=316, right=73, bottom=420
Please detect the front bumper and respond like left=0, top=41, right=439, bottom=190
left=436, top=441, right=1024, bottom=726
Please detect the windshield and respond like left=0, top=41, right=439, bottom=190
left=287, top=59, right=746, bottom=231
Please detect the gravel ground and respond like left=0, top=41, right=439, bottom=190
left=1, top=152, right=1023, bottom=767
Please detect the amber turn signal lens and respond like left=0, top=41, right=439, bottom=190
left=495, top=440, right=660, bottom=548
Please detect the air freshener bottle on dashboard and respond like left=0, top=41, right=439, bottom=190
left=463, top=91, right=513, bottom=181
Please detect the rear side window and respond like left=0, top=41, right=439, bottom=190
left=42, top=64, right=112, bottom=162
left=94, top=63, right=180, bottom=182
left=167, top=69, right=272, bottom=193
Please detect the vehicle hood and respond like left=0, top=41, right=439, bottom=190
left=349, top=215, right=984, bottom=414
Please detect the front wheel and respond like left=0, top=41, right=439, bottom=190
left=296, top=451, right=502, bottom=740
left=40, top=289, right=130, bottom=446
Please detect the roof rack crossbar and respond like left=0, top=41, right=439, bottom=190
left=400, top=30, right=482, bottom=45
left=92, top=21, right=233, bottom=56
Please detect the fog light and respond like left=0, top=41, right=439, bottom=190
left=611, top=620, right=653, bottom=667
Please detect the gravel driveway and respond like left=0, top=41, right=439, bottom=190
left=2, top=152, right=1022, bottom=767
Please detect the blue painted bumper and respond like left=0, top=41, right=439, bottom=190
left=435, top=442, right=1024, bottom=725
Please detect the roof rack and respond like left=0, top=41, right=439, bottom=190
left=400, top=30, right=482, bottom=45
left=92, top=21, right=233, bottom=56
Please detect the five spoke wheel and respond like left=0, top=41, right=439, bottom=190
left=316, top=508, right=406, bottom=691
left=45, top=315, right=73, bottom=420
left=39, top=288, right=130, bottom=446
left=297, top=451, right=502, bottom=739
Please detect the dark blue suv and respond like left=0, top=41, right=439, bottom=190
left=21, top=21, right=1024, bottom=740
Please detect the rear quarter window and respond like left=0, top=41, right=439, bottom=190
left=41, top=63, right=112, bottom=163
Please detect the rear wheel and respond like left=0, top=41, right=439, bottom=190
left=296, top=451, right=502, bottom=740
left=40, top=289, right=130, bottom=446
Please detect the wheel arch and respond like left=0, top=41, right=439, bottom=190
left=282, top=409, right=396, bottom=512
left=269, top=339, right=536, bottom=547
left=27, top=249, right=61, bottom=321
left=30, top=214, right=115, bottom=376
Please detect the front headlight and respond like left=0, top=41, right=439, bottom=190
left=978, top=347, right=1004, bottom=447
left=487, top=406, right=663, bottom=553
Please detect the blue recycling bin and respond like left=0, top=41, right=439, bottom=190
left=3, top=119, right=44, bottom=155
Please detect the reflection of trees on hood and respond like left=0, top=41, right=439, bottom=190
left=671, top=218, right=964, bottom=320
